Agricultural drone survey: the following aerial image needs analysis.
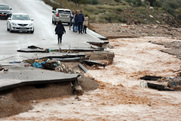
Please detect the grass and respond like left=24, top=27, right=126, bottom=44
left=43, top=0, right=180, bottom=25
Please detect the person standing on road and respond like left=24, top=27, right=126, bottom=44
left=55, top=20, right=66, bottom=44
left=73, top=11, right=78, bottom=32
left=83, top=14, right=89, bottom=34
left=69, top=10, right=75, bottom=30
left=77, top=10, right=84, bottom=34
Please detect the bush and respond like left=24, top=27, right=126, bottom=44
left=153, top=1, right=162, bottom=7
left=124, top=0, right=143, bottom=7
left=68, top=0, right=87, bottom=4
left=114, top=0, right=120, bottom=2
left=87, top=0, right=99, bottom=5
left=162, top=1, right=177, bottom=16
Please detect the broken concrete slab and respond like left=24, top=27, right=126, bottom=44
left=51, top=57, right=82, bottom=62
left=17, top=45, right=49, bottom=53
left=17, top=48, right=49, bottom=53
left=53, top=42, right=104, bottom=52
left=56, top=47, right=104, bottom=52
left=147, top=82, right=174, bottom=91
left=27, top=45, right=43, bottom=49
left=0, top=65, right=79, bottom=92
left=82, top=60, right=106, bottom=68
left=140, top=75, right=163, bottom=81
left=78, top=63, right=88, bottom=73
left=23, top=53, right=86, bottom=60
left=87, top=41, right=109, bottom=47
left=87, top=28, right=107, bottom=40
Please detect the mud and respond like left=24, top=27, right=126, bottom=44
left=0, top=82, right=73, bottom=118
left=0, top=94, right=32, bottom=118
left=12, top=82, right=73, bottom=102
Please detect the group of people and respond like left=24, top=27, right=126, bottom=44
left=69, top=10, right=88, bottom=34
left=55, top=10, right=89, bottom=44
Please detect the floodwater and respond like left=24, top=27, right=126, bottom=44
left=2, top=37, right=181, bottom=120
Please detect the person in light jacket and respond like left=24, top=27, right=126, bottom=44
left=83, top=14, right=89, bottom=34
left=69, top=10, right=75, bottom=30
left=55, top=20, right=66, bottom=44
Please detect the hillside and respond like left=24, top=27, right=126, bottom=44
left=44, top=0, right=181, bottom=27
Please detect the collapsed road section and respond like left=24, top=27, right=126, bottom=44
left=0, top=30, right=114, bottom=118
left=0, top=51, right=112, bottom=118
left=0, top=65, right=79, bottom=92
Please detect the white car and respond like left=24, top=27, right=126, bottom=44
left=52, top=8, right=71, bottom=25
left=7, top=13, right=34, bottom=33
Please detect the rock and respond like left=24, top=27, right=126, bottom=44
left=78, top=76, right=99, bottom=91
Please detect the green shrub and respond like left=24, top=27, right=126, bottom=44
left=114, top=0, right=120, bottom=2
left=87, top=0, right=99, bottom=5
left=153, top=1, right=162, bottom=7
left=124, top=0, right=143, bottom=7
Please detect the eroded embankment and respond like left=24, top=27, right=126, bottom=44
left=0, top=51, right=114, bottom=118
left=2, top=37, right=181, bottom=120
left=0, top=82, right=73, bottom=118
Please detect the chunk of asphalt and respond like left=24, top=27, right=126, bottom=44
left=0, top=65, right=79, bottom=92
left=147, top=82, right=174, bottom=91
left=140, top=75, right=163, bottom=81
left=78, top=63, right=88, bottom=73
left=82, top=60, right=106, bottom=68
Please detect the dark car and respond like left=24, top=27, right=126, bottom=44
left=0, top=3, right=12, bottom=19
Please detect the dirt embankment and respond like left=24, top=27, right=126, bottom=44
left=90, top=23, right=181, bottom=39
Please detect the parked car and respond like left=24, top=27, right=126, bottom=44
left=7, top=13, right=34, bottom=33
left=0, top=3, right=12, bottom=19
left=52, top=8, right=71, bottom=25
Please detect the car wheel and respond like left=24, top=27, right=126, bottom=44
left=9, top=26, right=13, bottom=33
left=52, top=19, right=56, bottom=25
left=30, top=30, right=34, bottom=34
left=7, top=23, right=10, bottom=31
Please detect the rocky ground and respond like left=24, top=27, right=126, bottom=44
left=1, top=24, right=181, bottom=120
left=90, top=23, right=181, bottom=39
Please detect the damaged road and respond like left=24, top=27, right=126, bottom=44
left=2, top=36, right=181, bottom=120
left=0, top=65, right=79, bottom=92
left=1, top=0, right=181, bottom=120
left=0, top=34, right=113, bottom=118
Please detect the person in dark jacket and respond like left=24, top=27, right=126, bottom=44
left=55, top=21, right=66, bottom=44
left=73, top=11, right=78, bottom=32
left=77, top=10, right=84, bottom=34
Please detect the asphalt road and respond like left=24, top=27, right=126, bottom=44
left=0, top=0, right=103, bottom=64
